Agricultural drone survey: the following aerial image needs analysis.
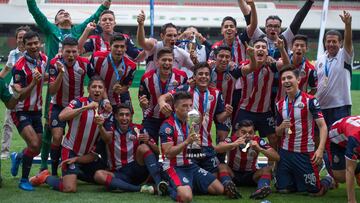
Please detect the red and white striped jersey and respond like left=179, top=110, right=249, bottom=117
left=49, top=56, right=91, bottom=107
left=86, top=35, right=110, bottom=52
left=160, top=114, right=192, bottom=170
left=239, top=63, right=277, bottom=113
left=89, top=51, right=137, bottom=106
left=139, top=68, right=187, bottom=119
left=210, top=35, right=248, bottom=65
left=62, top=97, right=103, bottom=156
left=12, top=52, right=48, bottom=112
left=170, top=85, right=225, bottom=147
left=226, top=135, right=271, bottom=172
left=329, top=116, right=360, bottom=148
left=210, top=68, right=236, bottom=105
left=276, top=91, right=323, bottom=153
left=276, top=59, right=317, bottom=101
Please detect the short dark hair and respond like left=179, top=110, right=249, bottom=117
left=173, top=91, right=192, bottom=105
left=15, top=26, right=31, bottom=39
left=193, top=62, right=211, bottom=76
left=221, top=16, right=237, bottom=27
left=279, top=64, right=300, bottom=78
left=253, top=38, right=267, bottom=46
left=236, top=119, right=255, bottom=130
left=61, top=37, right=78, bottom=47
left=157, top=47, right=174, bottom=60
left=324, top=30, right=343, bottom=43
left=114, top=103, right=132, bottom=115
left=214, top=45, right=232, bottom=56
left=292, top=34, right=308, bottom=46
left=100, top=10, right=115, bottom=18
left=88, top=75, right=105, bottom=87
left=265, top=15, right=282, bottom=25
left=23, top=31, right=40, bottom=44
left=110, top=34, right=126, bottom=45
left=161, top=23, right=177, bottom=35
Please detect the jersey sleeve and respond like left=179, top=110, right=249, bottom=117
left=270, top=62, right=278, bottom=73
left=345, top=136, right=360, bottom=161
left=103, top=117, right=114, bottom=132
left=308, top=98, right=323, bottom=120
left=159, top=122, right=175, bottom=144
left=308, top=69, right=318, bottom=89
left=12, top=68, right=26, bottom=87
left=6, top=51, right=15, bottom=67
left=122, top=67, right=136, bottom=86
left=87, top=55, right=96, bottom=78
left=229, top=64, right=243, bottom=79
left=275, top=104, right=283, bottom=126
left=125, top=38, right=141, bottom=60
left=83, top=39, right=95, bottom=53
left=215, top=92, right=225, bottom=115
left=68, top=98, right=82, bottom=109
left=139, top=79, right=150, bottom=99
left=27, top=0, right=57, bottom=34
left=257, top=137, right=271, bottom=150
left=48, top=63, right=59, bottom=83
left=0, top=78, right=12, bottom=103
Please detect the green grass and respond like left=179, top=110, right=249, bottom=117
left=0, top=89, right=359, bottom=202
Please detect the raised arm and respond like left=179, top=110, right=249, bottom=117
left=246, top=0, right=258, bottom=38
left=275, top=38, right=290, bottom=70
left=48, top=61, right=65, bottom=95
left=26, top=0, right=56, bottom=34
left=59, top=101, right=98, bottom=121
left=289, top=0, right=314, bottom=35
left=340, top=10, right=353, bottom=55
left=78, top=22, right=97, bottom=54
left=136, top=10, right=156, bottom=51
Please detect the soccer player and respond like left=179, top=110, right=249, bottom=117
left=275, top=66, right=333, bottom=196
left=160, top=91, right=224, bottom=202
left=328, top=116, right=360, bottom=203
left=10, top=31, right=48, bottom=191
left=136, top=11, right=194, bottom=71
left=29, top=76, right=111, bottom=192
left=93, top=104, right=167, bottom=195
left=276, top=34, right=317, bottom=101
left=89, top=34, right=137, bottom=110
left=139, top=47, right=187, bottom=142
left=234, top=38, right=289, bottom=149
left=315, top=11, right=353, bottom=128
left=78, top=10, right=142, bottom=61
left=48, top=37, right=93, bottom=176
left=216, top=120, right=280, bottom=199
left=0, top=26, right=30, bottom=159
left=26, top=0, right=111, bottom=172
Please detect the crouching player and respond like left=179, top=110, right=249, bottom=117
left=93, top=104, right=168, bottom=195
left=215, top=119, right=280, bottom=199
left=160, top=91, right=224, bottom=202
left=275, top=66, right=333, bottom=196
left=29, top=76, right=111, bottom=192
left=328, top=115, right=360, bottom=203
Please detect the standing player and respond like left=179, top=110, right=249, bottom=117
left=160, top=91, right=224, bottom=202
left=276, top=34, right=317, bottom=101
left=234, top=38, right=289, bottom=148
left=78, top=10, right=142, bottom=61
left=0, top=26, right=30, bottom=159
left=93, top=104, right=167, bottom=195
left=328, top=116, right=360, bottom=203
left=275, top=66, right=332, bottom=196
left=216, top=120, right=280, bottom=199
left=26, top=0, right=111, bottom=172
left=89, top=34, right=137, bottom=110
left=315, top=11, right=353, bottom=128
left=10, top=31, right=48, bottom=191
left=139, top=48, right=187, bottom=142
left=137, top=11, right=194, bottom=72
left=48, top=37, right=93, bottom=176
left=29, top=76, right=111, bottom=192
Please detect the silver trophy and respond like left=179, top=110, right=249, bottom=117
left=186, top=109, right=205, bottom=159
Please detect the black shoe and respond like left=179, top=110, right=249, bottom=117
left=250, top=186, right=271, bottom=199
left=224, top=181, right=242, bottom=199
left=157, top=181, right=169, bottom=196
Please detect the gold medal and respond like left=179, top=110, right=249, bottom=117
left=324, top=77, right=328, bottom=87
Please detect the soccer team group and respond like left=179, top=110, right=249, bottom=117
left=0, top=0, right=358, bottom=202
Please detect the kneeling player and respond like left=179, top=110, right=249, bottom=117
left=29, top=76, right=111, bottom=192
left=160, top=91, right=224, bottom=202
left=328, top=115, right=360, bottom=203
left=93, top=104, right=167, bottom=195
left=216, top=120, right=280, bottom=199
left=275, top=66, right=333, bottom=196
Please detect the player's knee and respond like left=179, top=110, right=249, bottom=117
left=332, top=171, right=345, bottom=183
left=208, top=180, right=224, bottom=195
left=261, top=166, right=273, bottom=174
left=28, top=141, right=41, bottom=154
left=62, top=185, right=77, bottom=193
left=177, top=187, right=192, bottom=203
left=137, top=143, right=150, bottom=154
left=94, top=170, right=107, bottom=184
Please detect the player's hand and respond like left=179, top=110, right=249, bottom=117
left=32, top=69, right=42, bottom=84
left=275, top=37, right=284, bottom=50
left=245, top=42, right=255, bottom=58
left=195, top=32, right=206, bottom=43
left=224, top=104, right=233, bottom=116
left=340, top=10, right=352, bottom=25
left=55, top=61, right=65, bottom=74
left=187, top=77, right=196, bottom=88
left=94, top=114, right=105, bottom=126
left=208, top=60, right=216, bottom=67
left=280, top=119, right=291, bottom=130
left=232, top=136, right=245, bottom=147
left=228, top=61, right=237, bottom=71
left=246, top=0, right=255, bottom=6
left=102, top=0, right=111, bottom=8
left=86, top=101, right=99, bottom=110
left=190, top=50, right=199, bottom=65
left=139, top=95, right=149, bottom=109
left=138, top=133, right=150, bottom=144
left=159, top=102, right=173, bottom=116
left=113, top=83, right=128, bottom=94
left=85, top=21, right=97, bottom=32
left=250, top=140, right=262, bottom=152
left=311, top=149, right=324, bottom=165
left=103, top=100, right=112, bottom=113
left=137, top=10, right=146, bottom=25
left=11, top=84, right=22, bottom=99
left=55, top=52, right=63, bottom=59
left=185, top=132, right=197, bottom=145
left=59, top=157, right=78, bottom=168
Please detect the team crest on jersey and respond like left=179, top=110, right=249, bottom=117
left=52, top=119, right=58, bottom=127
left=14, top=74, right=21, bottom=83
left=333, top=155, right=339, bottom=163
left=182, top=177, right=189, bottom=183
left=318, top=63, right=323, bottom=69
left=49, top=68, right=56, bottom=75
left=77, top=68, right=84, bottom=75
left=298, top=102, right=305, bottom=109
left=259, top=139, right=267, bottom=147
left=313, top=99, right=320, bottom=108
left=208, top=95, right=214, bottom=101
left=165, top=127, right=172, bottom=135
left=19, top=116, right=27, bottom=122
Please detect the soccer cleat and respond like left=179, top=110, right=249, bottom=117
left=355, top=173, right=360, bottom=187
left=250, top=186, right=272, bottom=199
left=19, top=178, right=34, bottom=191
left=224, top=181, right=242, bottom=199
left=29, top=169, right=50, bottom=186
left=10, top=152, right=21, bottom=177
left=140, top=184, right=155, bottom=195
left=157, top=181, right=169, bottom=196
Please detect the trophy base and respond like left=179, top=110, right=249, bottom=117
left=186, top=148, right=206, bottom=159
